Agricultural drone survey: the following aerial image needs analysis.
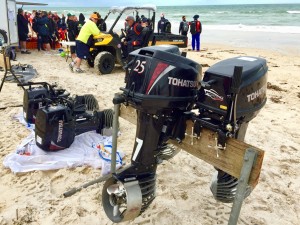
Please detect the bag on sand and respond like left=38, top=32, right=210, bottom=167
left=5, top=47, right=16, bottom=61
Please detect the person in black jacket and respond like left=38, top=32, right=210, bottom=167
left=78, top=13, right=85, bottom=31
left=37, top=11, right=51, bottom=52
left=67, top=14, right=79, bottom=60
left=57, top=14, right=67, bottom=30
left=179, top=16, right=189, bottom=36
left=121, top=16, right=143, bottom=58
left=32, top=11, right=45, bottom=51
left=17, top=8, right=30, bottom=54
left=157, top=13, right=170, bottom=34
left=47, top=15, right=58, bottom=50
left=93, top=12, right=106, bottom=32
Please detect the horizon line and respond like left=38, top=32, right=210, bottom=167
left=23, top=3, right=300, bottom=8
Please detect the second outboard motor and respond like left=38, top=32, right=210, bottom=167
left=102, top=45, right=201, bottom=222
left=195, top=56, right=268, bottom=202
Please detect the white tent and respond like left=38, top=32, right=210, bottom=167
left=0, top=0, right=47, bottom=46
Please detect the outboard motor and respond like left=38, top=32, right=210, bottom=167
left=194, top=56, right=268, bottom=202
left=35, top=95, right=113, bottom=151
left=102, top=45, right=201, bottom=222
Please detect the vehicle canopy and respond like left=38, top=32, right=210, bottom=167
left=105, top=5, right=157, bottom=33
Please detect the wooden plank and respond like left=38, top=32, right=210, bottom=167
left=0, top=54, right=5, bottom=68
left=120, top=104, right=137, bottom=124
left=5, top=57, right=11, bottom=69
left=0, top=55, right=11, bottom=70
left=119, top=105, right=264, bottom=189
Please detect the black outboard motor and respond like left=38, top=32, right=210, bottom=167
left=19, top=82, right=70, bottom=124
left=35, top=95, right=113, bottom=151
left=102, top=45, right=201, bottom=222
left=194, top=56, right=268, bottom=202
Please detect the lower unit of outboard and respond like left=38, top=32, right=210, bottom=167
left=195, top=56, right=268, bottom=202
left=102, top=45, right=201, bottom=222
left=35, top=95, right=113, bottom=151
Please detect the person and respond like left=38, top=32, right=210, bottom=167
left=48, top=14, right=59, bottom=50
left=139, top=17, right=153, bottom=47
left=32, top=11, right=44, bottom=51
left=69, top=13, right=101, bottom=73
left=121, top=15, right=143, bottom=58
left=97, top=14, right=107, bottom=32
left=179, top=16, right=189, bottom=36
left=66, top=13, right=72, bottom=24
left=67, top=14, right=79, bottom=59
left=57, top=13, right=67, bottom=30
left=157, top=13, right=170, bottom=34
left=17, top=8, right=31, bottom=54
left=37, top=11, right=51, bottom=52
left=78, top=13, right=85, bottom=31
left=141, top=17, right=151, bottom=30
left=93, top=12, right=105, bottom=32
left=189, top=14, right=202, bottom=51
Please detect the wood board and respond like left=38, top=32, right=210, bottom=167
left=119, top=104, right=264, bottom=189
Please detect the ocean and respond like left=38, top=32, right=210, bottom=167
left=24, top=3, right=300, bottom=54
left=24, top=3, right=300, bottom=34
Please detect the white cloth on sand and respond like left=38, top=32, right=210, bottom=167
left=3, top=131, right=124, bottom=173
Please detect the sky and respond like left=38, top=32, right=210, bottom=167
left=17, top=0, right=300, bottom=7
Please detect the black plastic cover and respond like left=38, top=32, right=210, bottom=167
left=198, top=56, right=268, bottom=121
left=23, top=87, right=48, bottom=123
left=123, top=45, right=201, bottom=113
left=35, top=104, right=75, bottom=151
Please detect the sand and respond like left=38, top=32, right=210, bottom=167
left=0, top=37, right=299, bottom=225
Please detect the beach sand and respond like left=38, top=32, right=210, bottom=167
left=0, top=35, right=299, bottom=225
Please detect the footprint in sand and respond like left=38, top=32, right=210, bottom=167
left=203, top=199, right=232, bottom=224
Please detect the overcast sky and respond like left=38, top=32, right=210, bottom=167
left=19, top=0, right=300, bottom=7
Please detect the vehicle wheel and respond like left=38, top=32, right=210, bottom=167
left=0, top=29, right=8, bottom=44
left=94, top=51, right=115, bottom=75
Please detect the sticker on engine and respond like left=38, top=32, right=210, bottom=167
left=36, top=135, right=42, bottom=144
left=237, top=57, right=257, bottom=62
left=220, top=105, right=227, bottom=110
left=204, top=89, right=224, bottom=101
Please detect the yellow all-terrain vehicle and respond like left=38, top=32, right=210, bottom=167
left=88, top=5, right=188, bottom=75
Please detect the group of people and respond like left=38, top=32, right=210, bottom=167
left=17, top=8, right=202, bottom=73
left=17, top=8, right=68, bottom=54
left=179, top=14, right=202, bottom=51
left=157, top=13, right=202, bottom=51
left=69, top=13, right=152, bottom=73
left=16, top=8, right=107, bottom=57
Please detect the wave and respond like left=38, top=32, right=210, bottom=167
left=215, top=11, right=229, bottom=14
left=287, top=11, right=300, bottom=14
left=203, top=24, right=300, bottom=34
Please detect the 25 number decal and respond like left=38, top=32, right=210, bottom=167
left=133, top=60, right=146, bottom=74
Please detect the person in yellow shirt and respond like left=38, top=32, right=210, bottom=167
left=69, top=13, right=100, bottom=73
